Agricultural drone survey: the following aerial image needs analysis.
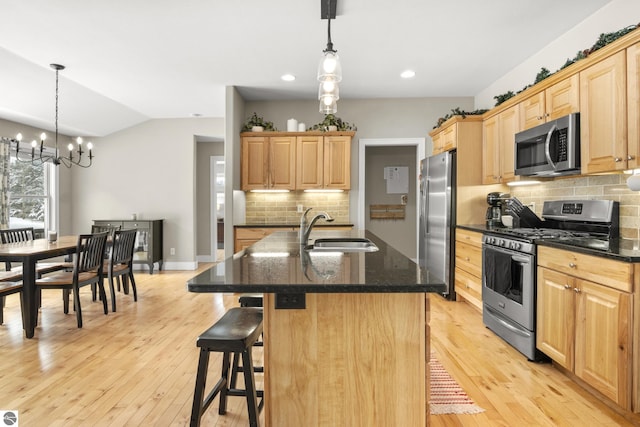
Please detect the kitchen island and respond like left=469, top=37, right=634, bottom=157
left=188, top=229, right=445, bottom=427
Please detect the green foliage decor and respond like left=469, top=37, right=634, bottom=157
left=241, top=112, right=277, bottom=132
left=309, top=114, right=357, bottom=131
left=492, top=23, right=640, bottom=107
left=432, top=108, right=489, bottom=129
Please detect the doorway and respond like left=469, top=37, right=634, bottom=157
left=211, top=156, right=225, bottom=261
left=358, top=138, right=425, bottom=262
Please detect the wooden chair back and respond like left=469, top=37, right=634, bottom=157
left=110, top=229, right=137, bottom=268
left=73, top=232, right=109, bottom=280
left=0, top=227, right=35, bottom=243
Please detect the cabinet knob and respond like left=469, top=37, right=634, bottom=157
left=568, top=262, right=576, bottom=268
left=614, top=157, right=622, bottom=162
left=465, top=257, right=470, bottom=261
left=537, top=116, right=543, bottom=120
left=564, top=284, right=571, bottom=289
left=574, top=287, right=581, bottom=293
left=628, top=155, right=635, bottom=161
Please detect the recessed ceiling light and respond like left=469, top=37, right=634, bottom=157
left=400, top=70, right=416, bottom=79
left=191, top=113, right=202, bottom=117
left=281, top=74, right=296, bottom=82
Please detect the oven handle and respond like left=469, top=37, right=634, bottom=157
left=485, top=306, right=532, bottom=338
left=512, top=255, right=531, bottom=264
left=544, top=124, right=557, bottom=169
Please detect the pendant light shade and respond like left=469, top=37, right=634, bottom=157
left=317, top=0, right=341, bottom=114
left=317, top=51, right=342, bottom=82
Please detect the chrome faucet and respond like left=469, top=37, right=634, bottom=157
left=300, top=207, right=334, bottom=246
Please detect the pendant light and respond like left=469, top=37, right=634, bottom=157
left=317, top=0, right=341, bottom=114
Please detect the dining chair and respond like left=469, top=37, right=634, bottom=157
left=0, top=281, right=23, bottom=325
left=35, top=232, right=109, bottom=328
left=104, top=229, right=138, bottom=312
left=0, top=227, right=68, bottom=275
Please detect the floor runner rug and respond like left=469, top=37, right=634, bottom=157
left=430, top=354, right=485, bottom=415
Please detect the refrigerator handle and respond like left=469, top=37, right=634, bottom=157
left=424, top=178, right=429, bottom=235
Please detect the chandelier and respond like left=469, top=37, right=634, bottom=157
left=5, top=63, right=94, bottom=168
left=317, top=0, right=341, bottom=114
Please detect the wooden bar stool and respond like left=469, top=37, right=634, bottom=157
left=231, top=293, right=264, bottom=388
left=190, top=307, right=264, bottom=427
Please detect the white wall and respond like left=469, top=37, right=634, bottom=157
left=71, top=117, right=224, bottom=270
left=475, top=0, right=640, bottom=109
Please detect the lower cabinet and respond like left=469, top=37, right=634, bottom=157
left=454, top=228, right=483, bottom=311
left=537, top=246, right=633, bottom=409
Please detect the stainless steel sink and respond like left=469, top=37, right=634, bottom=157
left=306, top=237, right=379, bottom=252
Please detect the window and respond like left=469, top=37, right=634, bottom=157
left=8, top=147, right=58, bottom=238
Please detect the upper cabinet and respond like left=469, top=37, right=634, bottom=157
left=296, top=134, right=351, bottom=190
left=482, top=105, right=519, bottom=184
left=519, top=74, right=580, bottom=130
left=242, top=131, right=354, bottom=191
left=627, top=42, right=640, bottom=170
left=580, top=50, right=628, bottom=174
left=431, top=123, right=457, bottom=155
left=241, top=135, right=296, bottom=190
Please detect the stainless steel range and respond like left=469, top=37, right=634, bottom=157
left=481, top=199, right=619, bottom=361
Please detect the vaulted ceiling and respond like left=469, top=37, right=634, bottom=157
left=0, top=0, right=612, bottom=137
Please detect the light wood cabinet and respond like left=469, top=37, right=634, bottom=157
left=482, top=105, right=519, bottom=184
left=241, top=135, right=296, bottom=190
left=537, top=246, right=633, bottom=409
left=454, top=229, right=482, bottom=311
left=519, top=74, right=580, bottom=130
left=580, top=50, right=628, bottom=173
left=627, top=42, right=640, bottom=169
left=431, top=124, right=456, bottom=154
left=297, top=135, right=351, bottom=190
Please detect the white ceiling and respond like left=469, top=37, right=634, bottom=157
left=0, top=0, right=612, bottom=137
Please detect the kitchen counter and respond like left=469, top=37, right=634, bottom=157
left=189, top=229, right=445, bottom=294
left=188, top=229, right=442, bottom=427
left=457, top=224, right=640, bottom=262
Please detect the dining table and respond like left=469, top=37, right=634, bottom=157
left=0, top=235, right=78, bottom=338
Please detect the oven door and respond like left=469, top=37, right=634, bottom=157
left=482, top=244, right=535, bottom=330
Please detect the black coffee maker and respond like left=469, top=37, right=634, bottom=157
left=486, top=192, right=510, bottom=227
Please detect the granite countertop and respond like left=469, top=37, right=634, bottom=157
left=235, top=223, right=354, bottom=228
left=457, top=224, right=640, bottom=263
left=188, top=229, right=446, bottom=294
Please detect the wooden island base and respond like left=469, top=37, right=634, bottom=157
left=263, top=292, right=430, bottom=427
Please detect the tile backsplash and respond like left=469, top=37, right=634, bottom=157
left=244, top=191, right=350, bottom=225
left=509, top=174, right=640, bottom=238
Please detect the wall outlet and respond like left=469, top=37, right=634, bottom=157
left=170, top=247, right=176, bottom=255
left=297, top=204, right=304, bottom=213
left=275, top=293, right=306, bottom=309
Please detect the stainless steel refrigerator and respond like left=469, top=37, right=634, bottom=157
left=419, top=151, right=456, bottom=299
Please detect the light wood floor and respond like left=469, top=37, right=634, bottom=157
left=0, top=264, right=638, bottom=426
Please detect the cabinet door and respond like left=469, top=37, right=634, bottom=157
left=124, top=221, right=151, bottom=263
left=545, top=73, right=580, bottom=121
left=580, top=51, right=627, bottom=173
left=242, top=136, right=269, bottom=190
left=482, top=114, right=501, bottom=184
left=536, top=267, right=575, bottom=370
left=269, top=136, right=296, bottom=189
left=498, top=105, right=519, bottom=183
left=627, top=42, right=640, bottom=169
left=296, top=135, right=324, bottom=189
left=520, top=91, right=546, bottom=130
left=574, top=279, right=632, bottom=408
left=441, top=124, right=457, bottom=152
left=431, top=131, right=443, bottom=155
left=324, top=136, right=351, bottom=189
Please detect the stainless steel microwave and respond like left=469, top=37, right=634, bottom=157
left=514, top=112, right=580, bottom=177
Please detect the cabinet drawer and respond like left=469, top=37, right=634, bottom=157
left=455, top=241, right=482, bottom=277
left=454, top=267, right=482, bottom=310
left=455, top=228, right=482, bottom=247
left=122, top=221, right=150, bottom=230
left=537, top=246, right=632, bottom=292
left=94, top=220, right=124, bottom=228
